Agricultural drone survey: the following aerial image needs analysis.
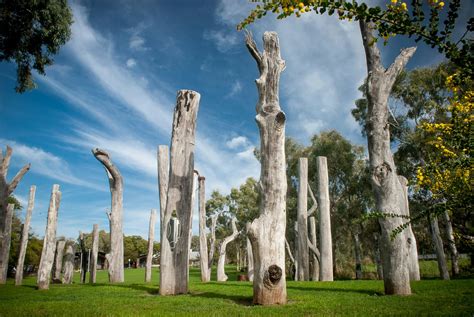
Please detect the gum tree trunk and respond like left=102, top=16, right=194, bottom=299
left=294, top=222, right=299, bottom=281
left=245, top=31, right=287, bottom=305
left=217, top=219, right=239, bottom=282
left=317, top=156, right=333, bottom=281
left=196, top=173, right=210, bottom=282
left=92, top=148, right=124, bottom=283
left=159, top=90, right=200, bottom=295
left=145, top=209, right=156, bottom=283
left=0, top=204, right=14, bottom=283
left=297, top=158, right=309, bottom=281
left=90, top=224, right=99, bottom=284
left=37, top=184, right=61, bottom=290
left=0, top=146, right=30, bottom=284
left=308, top=216, right=319, bottom=281
left=62, top=244, right=74, bottom=284
left=79, top=231, right=87, bottom=283
left=360, top=21, right=416, bottom=295
left=208, top=214, right=218, bottom=277
left=429, top=214, right=450, bottom=280
left=53, top=240, right=66, bottom=283
left=442, top=210, right=459, bottom=276
left=354, top=233, right=363, bottom=280
left=247, top=237, right=254, bottom=282
left=15, top=185, right=36, bottom=285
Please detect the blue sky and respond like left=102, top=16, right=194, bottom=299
left=0, top=0, right=471, bottom=240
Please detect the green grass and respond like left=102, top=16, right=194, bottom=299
left=0, top=267, right=473, bottom=316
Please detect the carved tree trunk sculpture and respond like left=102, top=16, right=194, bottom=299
left=429, top=214, right=450, bottom=280
left=79, top=231, right=87, bottom=283
left=15, top=185, right=36, bottom=285
left=37, top=184, right=61, bottom=290
left=297, top=158, right=309, bottom=281
left=90, top=224, right=99, bottom=284
left=0, top=204, right=14, bottom=284
left=92, top=148, right=124, bottom=283
left=208, top=214, right=218, bottom=277
left=145, top=210, right=156, bottom=283
left=247, top=237, right=254, bottom=282
left=196, top=173, right=210, bottom=282
left=317, top=156, right=333, bottom=281
left=53, top=240, right=66, bottom=283
left=159, top=90, right=200, bottom=295
left=442, top=210, right=459, bottom=276
left=360, top=21, right=416, bottom=295
left=217, top=219, right=239, bottom=282
left=0, top=146, right=30, bottom=284
left=62, top=244, right=74, bottom=284
left=308, top=216, right=319, bottom=281
left=245, top=31, right=287, bottom=305
left=354, top=233, right=363, bottom=280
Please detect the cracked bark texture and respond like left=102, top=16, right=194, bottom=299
left=317, top=156, right=333, bottom=281
left=53, top=240, right=66, bottom=283
left=308, top=216, right=319, bottom=281
left=145, top=210, right=156, bottom=283
left=360, top=21, right=416, bottom=295
left=37, top=184, right=61, bottom=290
left=159, top=90, right=200, bottom=295
left=217, top=219, right=239, bottom=282
left=296, top=158, right=309, bottom=281
left=0, top=146, right=30, bottom=284
left=62, top=244, right=74, bottom=284
left=245, top=31, right=287, bottom=305
left=196, top=173, right=210, bottom=282
left=247, top=237, right=254, bottom=281
left=208, top=214, right=218, bottom=277
left=93, top=148, right=124, bottom=283
left=90, top=224, right=99, bottom=284
left=15, top=185, right=35, bottom=285
left=0, top=204, right=14, bottom=284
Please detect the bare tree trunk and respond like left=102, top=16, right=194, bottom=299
left=15, top=185, right=36, bottom=285
left=62, top=244, right=74, bottom=284
left=353, top=233, right=363, bottom=280
left=158, top=145, right=169, bottom=245
left=92, top=148, right=124, bottom=283
left=247, top=237, right=254, bottom=282
left=196, top=173, right=210, bottom=282
left=90, top=224, right=99, bottom=284
left=285, top=238, right=296, bottom=281
left=217, top=219, right=239, bottom=282
left=245, top=31, right=287, bottom=305
left=308, top=216, right=319, bottom=281
left=442, top=210, right=459, bottom=276
left=37, top=184, right=61, bottom=290
left=317, top=156, right=333, bottom=281
left=160, top=90, right=200, bottom=295
left=208, top=214, right=218, bottom=277
left=360, top=21, right=416, bottom=295
left=79, top=232, right=88, bottom=283
left=296, top=158, right=310, bottom=281
left=0, top=204, right=14, bottom=284
left=145, top=210, right=156, bottom=283
left=398, top=176, right=420, bottom=281
left=429, top=214, right=450, bottom=280
left=294, top=221, right=299, bottom=281
left=0, top=146, right=31, bottom=284
left=53, top=240, right=66, bottom=283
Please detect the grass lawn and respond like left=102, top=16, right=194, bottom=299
left=0, top=266, right=473, bottom=316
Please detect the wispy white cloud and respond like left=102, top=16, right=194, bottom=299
left=204, top=30, right=239, bottom=52
left=226, top=135, right=249, bottom=149
left=226, top=80, right=242, bottom=98
left=129, top=34, right=147, bottom=51
left=126, top=58, right=137, bottom=68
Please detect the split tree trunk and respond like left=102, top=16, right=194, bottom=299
left=308, top=216, right=319, bottom=281
left=247, top=237, right=254, bottom=282
left=62, top=244, right=74, bottom=284
left=245, top=31, right=287, bottom=305
left=442, top=210, right=459, bottom=276
left=354, top=233, right=363, bottom=280
left=37, top=184, right=61, bottom=290
left=92, top=148, right=124, bottom=283
left=208, top=215, right=218, bottom=278
left=159, top=90, right=200, bottom=295
left=53, top=240, right=66, bottom=283
left=296, top=158, right=309, bottom=281
left=90, top=224, right=99, bottom=284
left=217, top=219, right=239, bottom=282
left=0, top=146, right=31, bottom=284
left=429, top=214, right=450, bottom=280
left=317, top=156, right=333, bottom=281
left=196, top=173, right=210, bottom=282
left=0, top=204, right=14, bottom=284
left=360, top=21, right=416, bottom=295
left=15, top=185, right=36, bottom=285
left=145, top=210, right=156, bottom=283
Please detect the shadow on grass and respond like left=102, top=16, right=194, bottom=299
left=287, top=285, right=383, bottom=296
left=190, top=291, right=253, bottom=306
left=91, top=283, right=159, bottom=295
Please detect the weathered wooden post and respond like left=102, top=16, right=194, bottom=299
left=247, top=237, right=254, bottom=282
left=297, top=158, right=310, bottom=281
left=79, top=231, right=88, bottom=283
left=196, top=172, right=210, bottom=282
left=159, top=90, right=200, bottom=295
left=90, top=224, right=99, bottom=284
left=208, top=214, right=218, bottom=278
left=53, top=240, right=66, bottom=283
left=245, top=31, right=287, bottom=305
left=360, top=21, right=416, bottom=295
left=15, top=185, right=36, bottom=285
left=0, top=204, right=14, bottom=284
left=317, top=156, right=333, bottom=281
left=37, top=184, right=61, bottom=290
left=217, top=218, right=239, bottom=282
left=294, top=221, right=299, bottom=281
left=62, top=244, right=74, bottom=284
left=429, top=214, right=450, bottom=280
left=308, top=216, right=319, bottom=281
left=145, top=209, right=156, bottom=283
left=442, top=210, right=459, bottom=276
left=92, top=148, right=124, bottom=283
left=0, top=146, right=30, bottom=284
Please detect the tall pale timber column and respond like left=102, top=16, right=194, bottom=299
left=442, top=210, right=459, bottom=276
left=37, top=184, right=61, bottom=290
left=217, top=219, right=239, bottom=282
left=317, top=156, right=333, bottom=281
left=62, top=244, right=74, bottom=284
left=196, top=172, right=210, bottom=282
left=308, top=216, right=319, bottom=281
left=145, top=210, right=156, bottom=283
left=297, top=158, right=309, bottom=281
left=429, top=214, right=450, bottom=280
left=79, top=231, right=87, bottom=283
left=92, top=148, right=124, bottom=283
left=15, top=185, right=36, bottom=285
left=90, top=224, right=99, bottom=284
left=0, top=146, right=30, bottom=284
left=159, top=90, right=200, bottom=295
left=53, top=240, right=66, bottom=282
left=247, top=237, right=254, bottom=281
left=360, top=21, right=416, bottom=295
left=158, top=145, right=169, bottom=249
left=245, top=31, right=287, bottom=305
left=208, top=214, right=218, bottom=277
left=0, top=204, right=14, bottom=283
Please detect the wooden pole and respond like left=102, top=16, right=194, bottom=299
left=90, top=224, right=99, bottom=283
left=317, top=156, right=333, bottom=281
left=145, top=210, right=156, bottom=283
left=0, top=204, right=14, bottom=283
left=297, top=158, right=309, bottom=281
left=196, top=173, right=210, bottom=282
left=62, top=244, right=74, bottom=284
left=53, top=240, right=66, bottom=283
left=429, top=214, right=450, bottom=280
